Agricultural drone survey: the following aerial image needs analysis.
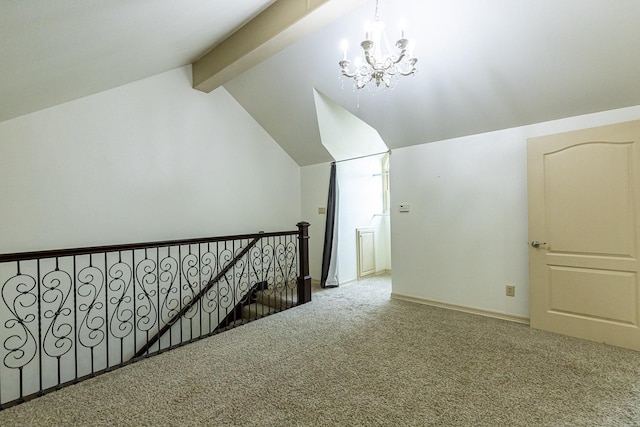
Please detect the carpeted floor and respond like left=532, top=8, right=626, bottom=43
left=1, top=274, right=640, bottom=426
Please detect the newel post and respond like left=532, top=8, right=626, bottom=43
left=296, top=221, right=312, bottom=304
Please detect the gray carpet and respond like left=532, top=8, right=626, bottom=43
left=1, top=274, right=640, bottom=426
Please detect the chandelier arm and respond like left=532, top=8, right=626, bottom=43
left=393, top=50, right=407, bottom=65
left=397, top=58, right=418, bottom=76
left=341, top=69, right=358, bottom=78
left=398, top=59, right=418, bottom=76
left=398, top=68, right=416, bottom=77
left=339, top=59, right=358, bottom=78
left=363, top=50, right=376, bottom=68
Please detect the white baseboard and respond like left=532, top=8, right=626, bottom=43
left=390, top=292, right=530, bottom=325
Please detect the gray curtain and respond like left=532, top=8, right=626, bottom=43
left=321, top=162, right=339, bottom=288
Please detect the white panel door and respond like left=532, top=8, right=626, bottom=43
left=357, top=228, right=375, bottom=279
left=528, top=120, right=640, bottom=350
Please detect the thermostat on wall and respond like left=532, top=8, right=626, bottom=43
left=399, top=204, right=410, bottom=213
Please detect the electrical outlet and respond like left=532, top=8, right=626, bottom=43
left=506, top=285, right=515, bottom=297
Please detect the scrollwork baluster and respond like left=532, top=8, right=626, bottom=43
left=77, top=262, right=105, bottom=374
left=159, top=251, right=179, bottom=346
left=2, top=266, right=38, bottom=400
left=234, top=243, right=250, bottom=308
left=181, top=249, right=200, bottom=340
left=200, top=245, right=218, bottom=334
left=286, top=237, right=298, bottom=296
left=108, top=254, right=133, bottom=364
left=159, top=253, right=180, bottom=332
left=217, top=243, right=234, bottom=319
left=135, top=250, right=158, bottom=348
left=41, top=264, right=73, bottom=386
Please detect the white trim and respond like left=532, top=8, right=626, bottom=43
left=390, top=293, right=530, bottom=325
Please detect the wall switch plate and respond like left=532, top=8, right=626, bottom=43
left=318, top=207, right=326, bottom=214
left=506, top=285, right=515, bottom=297
left=399, top=204, right=410, bottom=213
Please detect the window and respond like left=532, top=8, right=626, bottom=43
left=382, top=153, right=390, bottom=213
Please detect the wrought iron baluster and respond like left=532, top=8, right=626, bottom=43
left=216, top=242, right=221, bottom=329
left=156, top=247, right=161, bottom=353
left=178, top=245, right=182, bottom=345
left=108, top=251, right=133, bottom=365
left=103, top=253, right=109, bottom=369
left=136, top=248, right=158, bottom=354
left=232, top=240, right=237, bottom=320
left=73, top=256, right=78, bottom=381
left=36, top=259, right=42, bottom=395
left=159, top=246, right=179, bottom=348
left=198, top=244, right=202, bottom=338
left=2, top=260, right=38, bottom=402
left=77, top=254, right=105, bottom=375
left=132, top=249, right=136, bottom=358
left=181, top=245, right=199, bottom=341
left=41, top=257, right=73, bottom=388
left=286, top=235, right=297, bottom=304
left=200, top=242, right=217, bottom=334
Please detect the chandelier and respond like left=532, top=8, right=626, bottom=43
left=339, top=0, right=417, bottom=90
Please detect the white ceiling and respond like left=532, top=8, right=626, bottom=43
left=226, top=0, right=640, bottom=165
left=3, top=0, right=640, bottom=166
left=0, top=0, right=275, bottom=122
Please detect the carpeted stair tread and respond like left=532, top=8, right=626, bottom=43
left=226, top=319, right=246, bottom=328
left=255, top=289, right=296, bottom=311
left=241, top=302, right=274, bottom=320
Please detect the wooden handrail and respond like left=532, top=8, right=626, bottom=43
left=0, top=230, right=296, bottom=263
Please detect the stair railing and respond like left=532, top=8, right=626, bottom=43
left=0, top=222, right=311, bottom=410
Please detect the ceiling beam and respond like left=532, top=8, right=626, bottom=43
left=192, top=0, right=366, bottom=93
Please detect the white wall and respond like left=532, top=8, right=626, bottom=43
left=391, top=105, right=640, bottom=319
left=313, top=89, right=387, bottom=161
left=0, top=66, right=301, bottom=253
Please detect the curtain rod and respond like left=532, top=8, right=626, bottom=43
left=331, top=150, right=390, bottom=164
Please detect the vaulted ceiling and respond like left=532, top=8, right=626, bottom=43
left=3, top=0, right=640, bottom=166
left=0, top=0, right=276, bottom=122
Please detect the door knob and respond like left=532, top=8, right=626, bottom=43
left=531, top=240, right=547, bottom=248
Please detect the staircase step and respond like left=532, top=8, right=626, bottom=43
left=255, top=289, right=296, bottom=311
left=227, top=319, right=246, bottom=328
left=242, top=302, right=274, bottom=320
